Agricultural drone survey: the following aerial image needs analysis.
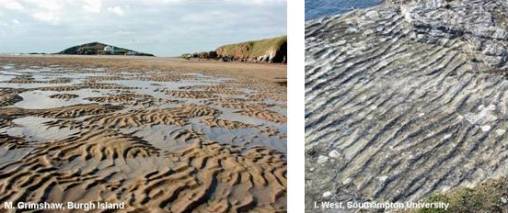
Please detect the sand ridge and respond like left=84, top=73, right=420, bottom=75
left=0, top=56, right=286, bottom=212
left=0, top=91, right=23, bottom=107
left=49, top=94, right=80, bottom=100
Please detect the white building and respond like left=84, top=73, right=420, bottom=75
left=104, top=45, right=115, bottom=54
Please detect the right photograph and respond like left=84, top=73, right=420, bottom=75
left=305, top=0, right=508, bottom=212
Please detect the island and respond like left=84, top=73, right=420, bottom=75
left=57, top=42, right=155, bottom=56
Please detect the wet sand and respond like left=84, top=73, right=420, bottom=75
left=0, top=55, right=287, bottom=212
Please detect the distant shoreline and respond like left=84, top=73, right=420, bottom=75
left=0, top=54, right=288, bottom=64
left=0, top=55, right=286, bottom=84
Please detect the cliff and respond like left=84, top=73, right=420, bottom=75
left=182, top=36, right=287, bottom=63
left=58, top=42, right=154, bottom=56
left=215, top=36, right=287, bottom=63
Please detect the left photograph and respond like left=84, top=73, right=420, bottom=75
left=0, top=0, right=287, bottom=212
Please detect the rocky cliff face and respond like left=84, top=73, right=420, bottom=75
left=306, top=0, right=508, bottom=211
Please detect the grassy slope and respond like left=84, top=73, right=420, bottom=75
left=216, top=36, right=287, bottom=58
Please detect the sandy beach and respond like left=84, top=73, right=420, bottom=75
left=0, top=55, right=287, bottom=212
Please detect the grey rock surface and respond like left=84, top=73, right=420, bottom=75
left=306, top=0, right=508, bottom=212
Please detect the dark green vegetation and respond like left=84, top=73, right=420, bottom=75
left=183, top=36, right=287, bottom=63
left=416, top=177, right=508, bottom=213
left=58, top=42, right=154, bottom=56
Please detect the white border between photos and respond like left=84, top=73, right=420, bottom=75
left=288, top=0, right=305, bottom=212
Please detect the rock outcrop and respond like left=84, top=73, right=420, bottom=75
left=402, top=0, right=508, bottom=68
left=306, top=0, right=508, bottom=211
left=58, top=42, right=154, bottom=56
left=216, top=36, right=287, bottom=63
left=185, top=51, right=218, bottom=60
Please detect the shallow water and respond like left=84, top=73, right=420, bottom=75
left=0, top=75, right=14, bottom=82
left=305, top=0, right=382, bottom=20
left=0, top=147, right=32, bottom=165
left=128, top=125, right=201, bottom=151
left=14, top=90, right=95, bottom=109
left=3, top=116, right=80, bottom=142
left=198, top=124, right=286, bottom=152
left=0, top=65, right=287, bottom=153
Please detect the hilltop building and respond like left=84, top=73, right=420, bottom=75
left=104, top=46, right=115, bottom=54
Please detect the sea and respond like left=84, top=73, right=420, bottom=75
left=305, top=0, right=383, bottom=20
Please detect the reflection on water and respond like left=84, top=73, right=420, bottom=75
left=2, top=116, right=80, bottom=142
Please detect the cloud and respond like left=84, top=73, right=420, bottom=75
left=24, top=0, right=64, bottom=24
left=0, top=0, right=25, bottom=11
left=226, top=0, right=286, bottom=5
left=138, top=0, right=184, bottom=4
left=107, top=6, right=124, bottom=16
left=180, top=10, right=233, bottom=24
left=32, top=11, right=60, bottom=24
left=82, top=0, right=102, bottom=13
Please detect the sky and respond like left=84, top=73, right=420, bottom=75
left=0, top=0, right=287, bottom=56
